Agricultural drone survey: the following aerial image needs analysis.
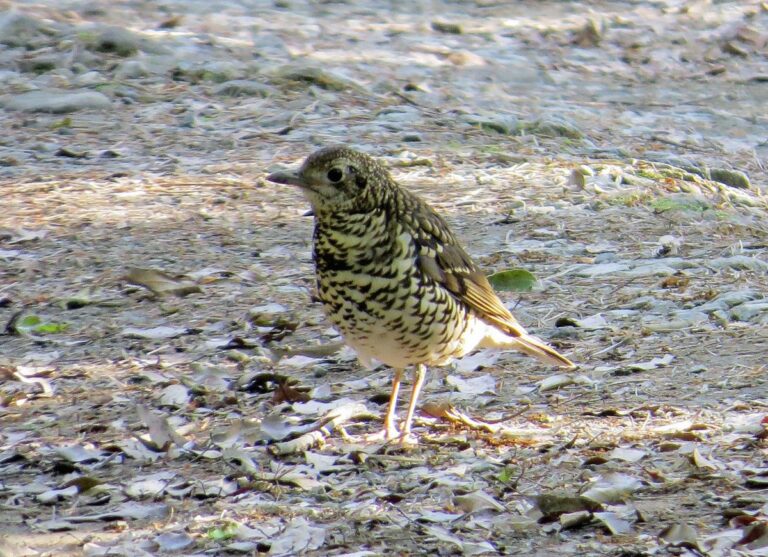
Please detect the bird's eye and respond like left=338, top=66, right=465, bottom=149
left=327, top=168, right=343, bottom=183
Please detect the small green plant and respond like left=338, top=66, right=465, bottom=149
left=497, top=467, right=515, bottom=484
left=605, top=191, right=654, bottom=207
left=50, top=117, right=73, bottom=130
left=650, top=196, right=710, bottom=213
left=207, top=522, right=239, bottom=541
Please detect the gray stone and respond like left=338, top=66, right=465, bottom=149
left=521, top=117, right=584, bottom=139
left=0, top=70, right=22, bottom=84
left=376, top=105, right=422, bottom=124
left=102, top=86, right=137, bottom=103
left=17, top=54, right=61, bottom=73
left=574, top=262, right=630, bottom=277
left=272, top=63, right=362, bottom=92
left=692, top=298, right=728, bottom=313
left=623, top=296, right=664, bottom=311
left=696, top=290, right=762, bottom=313
left=115, top=60, right=149, bottom=80
left=70, top=51, right=102, bottom=70
left=711, top=310, right=730, bottom=326
left=505, top=238, right=573, bottom=254
left=549, top=326, right=582, bottom=340
left=641, top=307, right=709, bottom=331
left=617, top=262, right=677, bottom=278
left=0, top=154, right=22, bottom=166
left=3, top=89, right=111, bottom=113
left=179, top=112, right=198, bottom=128
left=638, top=300, right=680, bottom=315
left=643, top=319, right=705, bottom=331
left=661, top=258, right=696, bottom=270
left=574, top=314, right=611, bottom=330
left=213, top=79, right=274, bottom=97
left=461, top=112, right=519, bottom=135
left=431, top=21, right=463, bottom=34
left=642, top=152, right=701, bottom=170
left=85, top=25, right=168, bottom=56
left=574, top=257, right=693, bottom=278
left=669, top=309, right=709, bottom=325
left=593, top=252, right=617, bottom=264
left=709, top=256, right=768, bottom=272
left=174, top=60, right=246, bottom=83
left=730, top=302, right=768, bottom=323
left=29, top=142, right=59, bottom=155
left=30, top=72, right=72, bottom=90
left=73, top=71, right=108, bottom=87
left=710, top=168, right=751, bottom=190
left=0, top=11, right=64, bottom=48
left=604, top=309, right=639, bottom=320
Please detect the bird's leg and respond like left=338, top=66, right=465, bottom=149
left=400, top=364, right=426, bottom=441
left=383, top=368, right=403, bottom=440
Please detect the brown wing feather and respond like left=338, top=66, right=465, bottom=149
left=406, top=202, right=524, bottom=337
left=407, top=197, right=574, bottom=368
left=420, top=241, right=527, bottom=338
left=459, top=272, right=528, bottom=336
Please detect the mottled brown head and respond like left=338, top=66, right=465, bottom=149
left=267, top=146, right=390, bottom=212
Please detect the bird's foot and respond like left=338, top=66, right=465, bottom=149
left=396, top=431, right=419, bottom=446
left=389, top=424, right=419, bottom=445
left=390, top=425, right=418, bottom=446
left=363, top=428, right=418, bottom=446
left=362, top=428, right=396, bottom=443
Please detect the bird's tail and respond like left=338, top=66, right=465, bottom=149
left=508, top=334, right=576, bottom=369
left=481, top=326, right=576, bottom=369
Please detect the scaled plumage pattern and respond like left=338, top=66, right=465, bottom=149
left=268, top=146, right=575, bottom=442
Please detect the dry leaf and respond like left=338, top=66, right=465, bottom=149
left=454, top=490, right=505, bottom=513
left=268, top=518, right=325, bottom=555
left=659, top=523, right=700, bottom=549
left=608, top=447, right=647, bottom=463
left=122, top=325, right=190, bottom=339
left=135, top=405, right=187, bottom=451
left=124, top=267, right=201, bottom=297
left=594, top=512, right=632, bottom=535
left=559, top=510, right=592, bottom=529
left=536, top=492, right=601, bottom=520
left=445, top=373, right=496, bottom=395
left=581, top=474, right=643, bottom=504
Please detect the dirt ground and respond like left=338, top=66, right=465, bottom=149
left=1, top=1, right=768, bottom=556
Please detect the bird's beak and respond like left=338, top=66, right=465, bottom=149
left=266, top=170, right=305, bottom=187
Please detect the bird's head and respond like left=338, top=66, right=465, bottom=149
left=267, top=146, right=388, bottom=213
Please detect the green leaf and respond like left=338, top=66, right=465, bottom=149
left=34, top=322, right=69, bottom=333
left=487, top=269, right=537, bottom=292
left=15, top=314, right=68, bottom=334
left=18, top=315, right=42, bottom=328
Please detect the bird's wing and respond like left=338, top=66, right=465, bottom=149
left=411, top=209, right=575, bottom=368
left=408, top=207, right=527, bottom=337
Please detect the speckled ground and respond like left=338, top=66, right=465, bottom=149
left=1, top=1, right=768, bottom=555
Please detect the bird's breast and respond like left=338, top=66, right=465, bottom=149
left=312, top=214, right=479, bottom=368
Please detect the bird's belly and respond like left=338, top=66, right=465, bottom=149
left=318, top=271, right=485, bottom=369
left=345, top=315, right=490, bottom=370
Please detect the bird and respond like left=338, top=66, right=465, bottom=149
left=267, top=146, right=575, bottom=443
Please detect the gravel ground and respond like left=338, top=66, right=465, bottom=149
left=1, top=1, right=768, bottom=556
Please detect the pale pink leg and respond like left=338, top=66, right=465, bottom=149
left=400, top=364, right=426, bottom=441
left=383, top=368, right=403, bottom=440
